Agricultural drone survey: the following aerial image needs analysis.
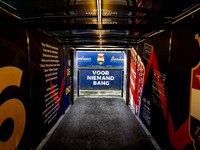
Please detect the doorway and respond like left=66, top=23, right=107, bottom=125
left=76, top=50, right=127, bottom=98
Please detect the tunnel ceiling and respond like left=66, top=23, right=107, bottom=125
left=0, top=0, right=199, bottom=48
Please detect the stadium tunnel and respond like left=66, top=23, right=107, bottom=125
left=1, top=0, right=200, bottom=150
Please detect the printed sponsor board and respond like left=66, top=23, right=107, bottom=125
left=29, top=29, right=65, bottom=148
left=138, top=40, right=169, bottom=149
left=77, top=51, right=124, bottom=66
left=79, top=69, right=122, bottom=90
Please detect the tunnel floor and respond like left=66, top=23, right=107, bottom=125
left=42, top=97, right=155, bottom=150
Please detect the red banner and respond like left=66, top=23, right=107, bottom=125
left=129, top=48, right=137, bottom=109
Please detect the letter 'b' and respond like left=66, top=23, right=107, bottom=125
left=0, top=66, right=26, bottom=150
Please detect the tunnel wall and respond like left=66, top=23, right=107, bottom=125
left=0, top=11, right=72, bottom=150
left=130, top=14, right=200, bottom=149
left=0, top=10, right=30, bottom=150
left=137, top=30, right=171, bottom=149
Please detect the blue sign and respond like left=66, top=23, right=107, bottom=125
left=79, top=69, right=122, bottom=90
left=77, top=51, right=124, bottom=66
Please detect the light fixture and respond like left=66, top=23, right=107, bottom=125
left=0, top=0, right=17, bottom=10
left=97, top=0, right=102, bottom=45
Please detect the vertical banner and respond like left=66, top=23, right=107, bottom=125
left=129, top=48, right=137, bottom=109
left=0, top=12, right=29, bottom=150
left=29, top=29, right=65, bottom=148
left=64, top=46, right=71, bottom=109
left=135, top=56, right=145, bottom=116
left=129, top=48, right=145, bottom=115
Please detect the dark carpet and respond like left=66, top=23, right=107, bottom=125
left=43, top=98, right=155, bottom=150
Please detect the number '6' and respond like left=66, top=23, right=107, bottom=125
left=0, top=66, right=26, bottom=150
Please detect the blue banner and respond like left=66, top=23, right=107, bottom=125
left=79, top=69, right=122, bottom=90
left=77, top=51, right=124, bottom=66
left=64, top=47, right=71, bottom=109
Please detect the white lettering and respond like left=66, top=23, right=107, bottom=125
left=87, top=76, right=91, bottom=80
left=87, top=75, right=114, bottom=81
left=102, top=76, right=106, bottom=80
left=92, top=71, right=97, bottom=75
left=93, top=81, right=109, bottom=85
left=97, top=76, right=101, bottom=80
left=92, top=70, right=109, bottom=75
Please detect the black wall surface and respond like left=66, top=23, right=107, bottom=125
left=0, top=10, right=71, bottom=150
left=0, top=11, right=30, bottom=150
left=168, top=14, right=200, bottom=150
left=135, top=14, right=200, bottom=150
left=137, top=30, right=171, bottom=149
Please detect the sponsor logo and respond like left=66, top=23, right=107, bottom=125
left=189, top=62, right=200, bottom=150
left=189, top=34, right=200, bottom=150
left=111, top=56, right=124, bottom=62
left=97, top=54, right=104, bottom=65
left=77, top=56, right=91, bottom=61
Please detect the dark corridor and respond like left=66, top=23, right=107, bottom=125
left=1, top=1, right=200, bottom=150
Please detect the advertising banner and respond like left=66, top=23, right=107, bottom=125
left=64, top=47, right=71, bottom=109
left=77, top=51, right=124, bottom=66
left=79, top=69, right=122, bottom=90
left=129, top=48, right=145, bottom=116
left=138, top=30, right=170, bottom=149
left=129, top=48, right=137, bottom=109
left=29, top=29, right=65, bottom=148
left=135, top=56, right=145, bottom=116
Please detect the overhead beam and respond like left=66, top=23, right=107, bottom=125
left=27, top=4, right=173, bottom=16
left=29, top=23, right=174, bottom=30
left=22, top=15, right=173, bottom=22
left=60, top=39, right=138, bottom=43
left=22, top=15, right=98, bottom=20
left=63, top=42, right=137, bottom=46
left=52, top=35, right=149, bottom=39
